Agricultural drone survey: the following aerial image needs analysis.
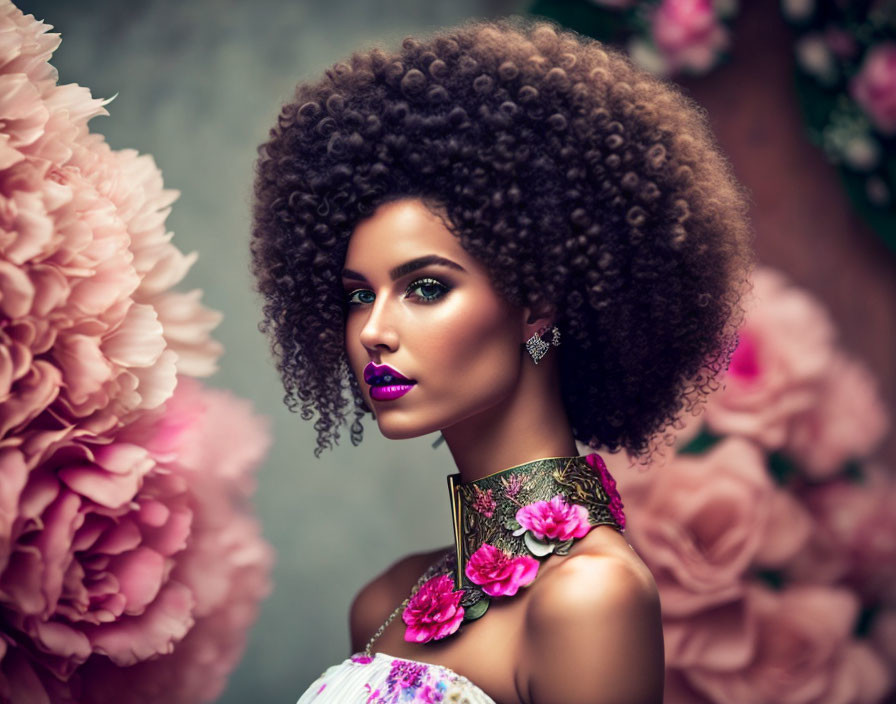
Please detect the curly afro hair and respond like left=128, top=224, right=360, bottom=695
left=250, top=15, right=754, bottom=461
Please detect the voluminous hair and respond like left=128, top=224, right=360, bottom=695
left=250, top=16, right=755, bottom=460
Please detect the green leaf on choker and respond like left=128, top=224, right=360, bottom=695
left=463, top=597, right=490, bottom=622
left=554, top=539, right=575, bottom=556
left=524, top=532, right=555, bottom=557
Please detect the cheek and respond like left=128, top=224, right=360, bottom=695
left=423, top=297, right=521, bottom=401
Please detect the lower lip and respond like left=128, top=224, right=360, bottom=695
left=369, top=383, right=416, bottom=401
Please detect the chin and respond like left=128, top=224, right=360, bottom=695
left=374, top=414, right=440, bottom=440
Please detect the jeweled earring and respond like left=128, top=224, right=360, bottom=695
left=526, top=325, right=561, bottom=365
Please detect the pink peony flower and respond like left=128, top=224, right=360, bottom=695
left=785, top=352, right=889, bottom=479
left=516, top=495, right=591, bottom=542
left=624, top=438, right=809, bottom=616
left=0, top=8, right=271, bottom=701
left=0, top=4, right=222, bottom=450
left=704, top=268, right=837, bottom=450
left=0, top=378, right=273, bottom=702
left=685, top=584, right=892, bottom=704
left=584, top=452, right=626, bottom=529
left=850, top=42, right=896, bottom=135
left=402, top=574, right=464, bottom=644
left=465, top=543, right=539, bottom=597
left=650, top=0, right=730, bottom=75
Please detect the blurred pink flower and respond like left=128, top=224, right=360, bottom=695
left=685, top=585, right=891, bottom=704
left=0, top=4, right=222, bottom=451
left=790, top=480, right=896, bottom=602
left=0, top=7, right=271, bottom=702
left=650, top=0, right=729, bottom=74
left=786, top=352, right=889, bottom=479
left=515, top=495, right=591, bottom=542
left=704, top=268, right=837, bottom=450
left=871, top=608, right=896, bottom=671
left=850, top=43, right=896, bottom=135
left=0, top=377, right=273, bottom=702
left=664, top=596, right=757, bottom=672
left=625, top=437, right=809, bottom=616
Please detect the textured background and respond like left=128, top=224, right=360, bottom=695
left=14, top=0, right=896, bottom=702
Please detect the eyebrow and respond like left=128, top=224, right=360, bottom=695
left=341, top=254, right=467, bottom=283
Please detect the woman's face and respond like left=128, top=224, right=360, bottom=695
left=342, top=198, right=528, bottom=440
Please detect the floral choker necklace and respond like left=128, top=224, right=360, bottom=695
left=368, top=453, right=625, bottom=650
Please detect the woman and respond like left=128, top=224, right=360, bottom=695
left=250, top=16, right=753, bottom=704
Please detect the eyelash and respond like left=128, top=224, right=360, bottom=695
left=345, top=277, right=450, bottom=307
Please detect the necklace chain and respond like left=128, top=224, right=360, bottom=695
left=362, top=550, right=454, bottom=658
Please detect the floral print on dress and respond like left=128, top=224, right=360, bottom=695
left=361, top=658, right=449, bottom=703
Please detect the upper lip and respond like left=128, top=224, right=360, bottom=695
left=363, top=362, right=415, bottom=386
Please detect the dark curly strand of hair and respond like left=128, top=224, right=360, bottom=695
left=250, top=16, right=754, bottom=460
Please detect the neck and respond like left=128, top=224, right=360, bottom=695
left=441, top=354, right=578, bottom=483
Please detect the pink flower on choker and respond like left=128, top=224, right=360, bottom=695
left=515, top=494, right=592, bottom=542
left=465, top=543, right=539, bottom=597
left=402, top=574, right=465, bottom=643
left=585, top=452, right=626, bottom=529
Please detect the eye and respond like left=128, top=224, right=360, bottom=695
left=346, top=289, right=375, bottom=306
left=405, top=277, right=450, bottom=303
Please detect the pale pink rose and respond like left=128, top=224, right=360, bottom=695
left=850, top=43, right=896, bottom=135
left=664, top=669, right=714, bottom=704
left=465, top=543, right=539, bottom=597
left=516, top=494, right=591, bottom=542
left=790, top=480, right=896, bottom=602
left=753, top=488, right=813, bottom=569
left=402, top=574, right=465, bottom=644
left=685, top=584, right=877, bottom=704
left=704, top=268, right=837, bottom=449
left=871, top=608, right=896, bottom=670
left=663, top=596, right=757, bottom=672
left=625, top=438, right=790, bottom=616
left=650, top=0, right=730, bottom=75
left=786, top=352, right=889, bottom=479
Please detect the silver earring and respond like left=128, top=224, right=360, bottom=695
left=526, top=325, right=560, bottom=365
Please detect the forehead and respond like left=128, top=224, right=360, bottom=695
left=343, top=198, right=474, bottom=271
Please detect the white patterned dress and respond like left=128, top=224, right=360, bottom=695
left=296, top=651, right=497, bottom=704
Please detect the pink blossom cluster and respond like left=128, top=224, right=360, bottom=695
left=613, top=266, right=895, bottom=703
left=649, top=0, right=730, bottom=75
left=0, top=6, right=273, bottom=702
left=850, top=43, right=896, bottom=136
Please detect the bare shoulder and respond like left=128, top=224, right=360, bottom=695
left=348, top=546, right=449, bottom=653
left=520, top=529, right=664, bottom=704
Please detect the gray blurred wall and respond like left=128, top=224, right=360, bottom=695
left=14, top=1, right=522, bottom=701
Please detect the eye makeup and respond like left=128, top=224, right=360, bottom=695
left=345, top=275, right=452, bottom=307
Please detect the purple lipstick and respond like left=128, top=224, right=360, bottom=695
left=363, top=362, right=417, bottom=402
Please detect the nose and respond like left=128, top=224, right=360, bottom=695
left=357, top=293, right=399, bottom=354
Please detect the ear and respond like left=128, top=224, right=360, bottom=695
left=520, top=303, right=555, bottom=343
